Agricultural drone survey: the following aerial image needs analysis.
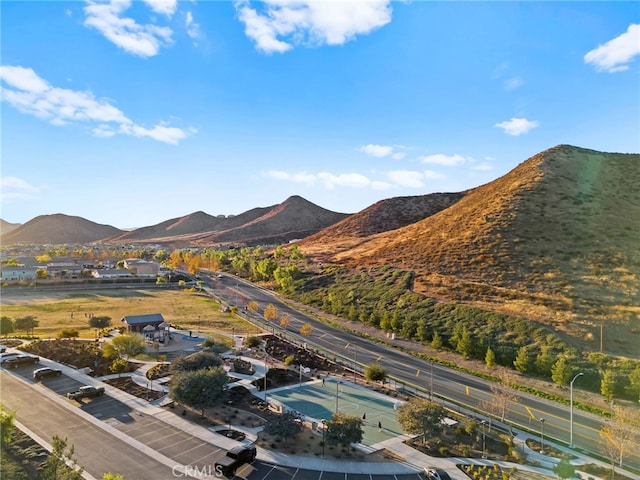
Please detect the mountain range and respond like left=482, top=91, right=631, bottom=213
left=2, top=144, right=638, bottom=355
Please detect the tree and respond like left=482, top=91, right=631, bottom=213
left=263, top=411, right=302, bottom=444
left=551, top=357, right=572, bottom=386
left=246, top=301, right=259, bottom=315
left=1, top=403, right=15, bottom=445
left=325, top=412, right=363, bottom=447
left=169, top=367, right=228, bottom=416
left=109, top=358, right=128, bottom=377
left=0, top=316, right=14, bottom=338
left=485, top=347, right=496, bottom=367
left=456, top=327, right=473, bottom=358
left=397, top=398, right=445, bottom=445
left=15, top=315, right=38, bottom=336
left=598, top=406, right=638, bottom=475
left=103, top=333, right=146, bottom=360
left=170, top=351, right=222, bottom=374
left=600, top=369, right=618, bottom=400
left=553, top=457, right=576, bottom=480
left=299, top=323, right=313, bottom=337
left=263, top=304, right=278, bottom=322
left=279, top=312, right=291, bottom=330
left=430, top=331, right=443, bottom=350
left=39, top=435, right=84, bottom=480
left=364, top=363, right=387, bottom=383
left=513, top=346, right=532, bottom=374
left=626, top=367, right=640, bottom=402
left=244, top=336, right=262, bottom=349
left=89, top=316, right=112, bottom=329
left=479, top=369, right=520, bottom=423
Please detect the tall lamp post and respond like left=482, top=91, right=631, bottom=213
left=539, top=418, right=545, bottom=454
left=481, top=420, right=487, bottom=458
left=335, top=381, right=342, bottom=413
left=321, top=419, right=326, bottom=458
left=569, top=372, right=584, bottom=448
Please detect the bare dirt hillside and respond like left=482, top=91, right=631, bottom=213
left=300, top=145, right=640, bottom=351
left=0, top=214, right=123, bottom=245
left=0, top=219, right=21, bottom=235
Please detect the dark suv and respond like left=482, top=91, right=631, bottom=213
left=4, top=355, right=39, bottom=368
left=33, top=367, right=62, bottom=380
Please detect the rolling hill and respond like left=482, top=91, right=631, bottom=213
left=0, top=196, right=350, bottom=247
left=299, top=145, right=640, bottom=354
left=0, top=214, right=124, bottom=245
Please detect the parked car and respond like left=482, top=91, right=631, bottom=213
left=0, top=352, right=20, bottom=363
left=214, top=445, right=256, bottom=477
left=67, top=385, right=105, bottom=400
left=0, top=345, right=6, bottom=353
left=33, top=367, right=62, bottom=381
left=4, top=354, right=39, bottom=368
left=424, top=468, right=451, bottom=480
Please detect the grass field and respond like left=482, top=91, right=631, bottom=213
left=0, top=289, right=261, bottom=339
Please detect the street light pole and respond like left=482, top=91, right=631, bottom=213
left=264, top=355, right=268, bottom=403
left=481, top=420, right=487, bottom=458
left=539, top=418, right=545, bottom=454
left=569, top=372, right=584, bottom=448
left=335, top=381, right=342, bottom=413
left=321, top=419, right=326, bottom=458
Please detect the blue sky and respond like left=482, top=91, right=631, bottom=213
left=1, top=1, right=639, bottom=230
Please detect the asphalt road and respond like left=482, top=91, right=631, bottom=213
left=214, top=273, right=640, bottom=470
left=1, top=370, right=177, bottom=479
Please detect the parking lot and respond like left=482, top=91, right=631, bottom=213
left=5, top=362, right=431, bottom=480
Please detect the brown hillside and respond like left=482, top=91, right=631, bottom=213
left=301, top=192, right=468, bottom=250
left=0, top=219, right=21, bottom=235
left=1, top=214, right=123, bottom=245
left=186, top=195, right=350, bottom=246
left=300, top=145, right=640, bottom=353
left=107, top=207, right=271, bottom=243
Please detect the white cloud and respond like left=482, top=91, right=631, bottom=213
left=495, top=117, right=539, bottom=136
left=84, top=0, right=173, bottom=58
left=423, top=170, right=445, bottom=180
left=387, top=170, right=424, bottom=188
left=0, top=65, right=191, bottom=145
left=472, top=163, right=494, bottom=172
left=185, top=11, right=201, bottom=42
left=358, top=144, right=393, bottom=158
left=266, top=170, right=371, bottom=189
left=504, top=76, right=523, bottom=90
left=0, top=176, right=40, bottom=202
left=234, top=0, right=392, bottom=54
left=358, top=143, right=408, bottom=159
left=419, top=153, right=469, bottom=166
left=584, top=24, right=640, bottom=73
left=142, top=0, right=177, bottom=17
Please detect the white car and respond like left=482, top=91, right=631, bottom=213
left=425, top=469, right=451, bottom=480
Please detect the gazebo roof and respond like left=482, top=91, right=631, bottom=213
left=121, top=313, right=165, bottom=326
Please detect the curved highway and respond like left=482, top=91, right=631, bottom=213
left=213, top=273, right=639, bottom=471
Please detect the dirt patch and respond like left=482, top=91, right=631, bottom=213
left=104, top=376, right=165, bottom=402
left=20, top=338, right=132, bottom=377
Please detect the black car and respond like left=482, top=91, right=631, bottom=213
left=33, top=367, right=62, bottom=380
left=4, top=355, right=39, bottom=368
